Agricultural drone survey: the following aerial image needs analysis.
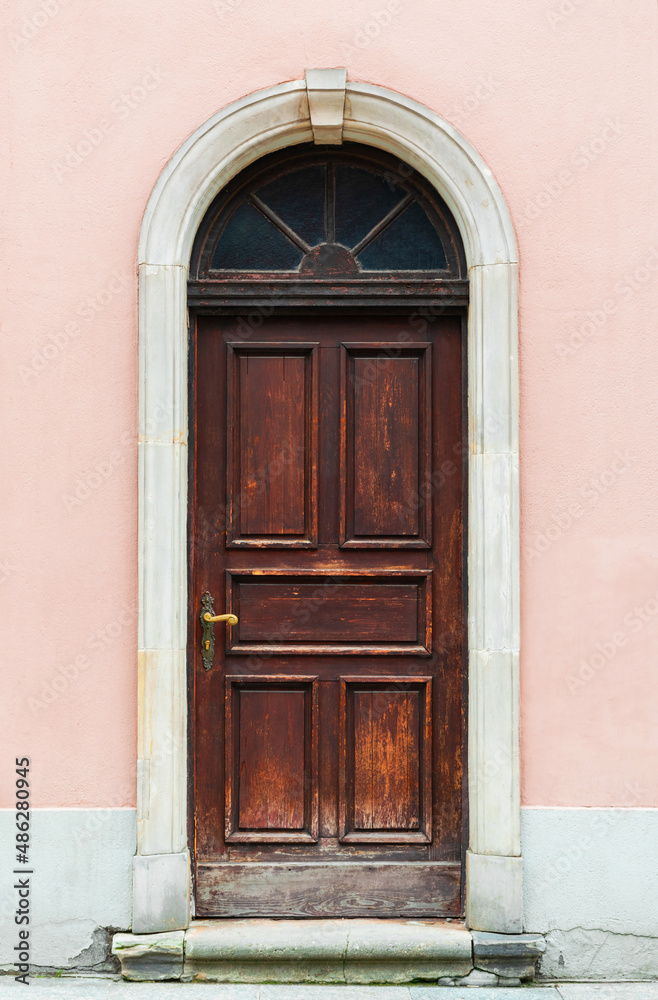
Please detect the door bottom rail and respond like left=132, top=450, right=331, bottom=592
left=112, top=919, right=545, bottom=985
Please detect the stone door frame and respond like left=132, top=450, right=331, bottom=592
left=135, top=71, right=521, bottom=935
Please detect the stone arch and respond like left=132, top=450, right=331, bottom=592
left=135, top=73, right=520, bottom=935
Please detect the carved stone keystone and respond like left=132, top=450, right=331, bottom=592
left=305, top=68, right=347, bottom=144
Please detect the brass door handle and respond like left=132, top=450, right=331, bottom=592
left=200, top=591, right=237, bottom=671
left=203, top=612, right=238, bottom=626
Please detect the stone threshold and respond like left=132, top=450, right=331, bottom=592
left=112, top=920, right=545, bottom=985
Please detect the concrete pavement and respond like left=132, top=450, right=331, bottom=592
left=1, top=979, right=658, bottom=998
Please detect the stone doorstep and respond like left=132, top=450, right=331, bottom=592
left=112, top=921, right=545, bottom=985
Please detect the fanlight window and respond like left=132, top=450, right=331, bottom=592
left=192, top=148, right=465, bottom=280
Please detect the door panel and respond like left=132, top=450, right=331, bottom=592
left=226, top=343, right=318, bottom=548
left=195, top=861, right=462, bottom=918
left=225, top=570, right=432, bottom=655
left=339, top=676, right=432, bottom=844
left=224, top=676, right=319, bottom=843
left=340, top=344, right=432, bottom=547
left=191, top=313, right=465, bottom=917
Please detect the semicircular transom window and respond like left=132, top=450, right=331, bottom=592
left=193, top=148, right=466, bottom=280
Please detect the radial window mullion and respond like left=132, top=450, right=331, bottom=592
left=351, top=194, right=414, bottom=257
left=249, top=194, right=312, bottom=254
left=326, top=162, right=336, bottom=244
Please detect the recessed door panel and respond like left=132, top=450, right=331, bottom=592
left=195, top=861, right=462, bottom=918
left=225, top=676, right=319, bottom=843
left=340, top=344, right=432, bottom=548
left=226, top=343, right=318, bottom=547
left=225, top=570, right=432, bottom=655
left=339, top=677, right=432, bottom=844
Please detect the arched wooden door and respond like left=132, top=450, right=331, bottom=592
left=188, top=147, right=468, bottom=917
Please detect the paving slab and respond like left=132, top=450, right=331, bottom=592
left=0, top=984, right=260, bottom=999
left=260, top=989, right=411, bottom=1000
left=410, top=989, right=559, bottom=999
left=556, top=985, right=658, bottom=1000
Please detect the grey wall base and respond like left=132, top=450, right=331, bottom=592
left=112, top=921, right=544, bottom=985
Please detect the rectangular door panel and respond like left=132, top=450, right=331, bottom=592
left=225, top=676, right=318, bottom=843
left=340, top=344, right=431, bottom=548
left=196, top=861, right=461, bottom=918
left=339, top=677, right=432, bottom=844
left=226, top=343, right=318, bottom=548
left=226, top=570, right=432, bottom=655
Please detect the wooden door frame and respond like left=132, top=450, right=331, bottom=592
left=134, top=72, right=521, bottom=937
left=189, top=307, right=467, bottom=921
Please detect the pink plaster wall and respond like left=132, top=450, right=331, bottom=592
left=1, top=0, right=657, bottom=809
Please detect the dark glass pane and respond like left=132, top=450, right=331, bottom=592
left=334, top=165, right=405, bottom=250
left=211, top=201, right=303, bottom=271
left=256, top=166, right=326, bottom=248
left=357, top=201, right=447, bottom=270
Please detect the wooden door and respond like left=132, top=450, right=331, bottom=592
left=191, top=312, right=465, bottom=917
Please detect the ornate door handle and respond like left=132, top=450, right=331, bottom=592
left=200, top=591, right=238, bottom=670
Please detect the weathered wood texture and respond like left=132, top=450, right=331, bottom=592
left=191, top=313, right=465, bottom=917
left=226, top=344, right=318, bottom=547
left=341, top=344, right=432, bottom=547
left=225, top=569, right=431, bottom=654
left=196, top=862, right=462, bottom=917
left=225, top=676, right=319, bottom=843
left=339, top=677, right=432, bottom=844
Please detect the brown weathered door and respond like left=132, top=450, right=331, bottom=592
left=191, top=312, right=465, bottom=917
